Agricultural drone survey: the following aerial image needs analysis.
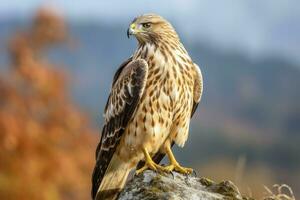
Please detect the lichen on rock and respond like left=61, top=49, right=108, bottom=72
left=118, top=170, right=252, bottom=200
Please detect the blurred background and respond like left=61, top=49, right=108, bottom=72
left=0, top=0, right=299, bottom=199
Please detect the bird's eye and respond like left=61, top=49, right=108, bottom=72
left=142, top=23, right=151, bottom=29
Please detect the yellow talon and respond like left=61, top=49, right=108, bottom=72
left=135, top=147, right=164, bottom=175
left=161, top=145, right=193, bottom=174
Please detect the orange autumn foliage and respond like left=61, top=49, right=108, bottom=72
left=0, top=8, right=98, bottom=200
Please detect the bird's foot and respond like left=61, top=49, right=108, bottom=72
left=161, top=163, right=193, bottom=174
left=135, top=160, right=164, bottom=175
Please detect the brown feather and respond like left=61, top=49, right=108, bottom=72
left=92, top=59, right=148, bottom=199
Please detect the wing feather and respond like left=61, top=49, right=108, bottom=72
left=92, top=59, right=148, bottom=199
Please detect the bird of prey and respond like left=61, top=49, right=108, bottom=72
left=92, top=14, right=203, bottom=200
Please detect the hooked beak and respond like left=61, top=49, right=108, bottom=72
left=127, top=23, right=136, bottom=38
left=127, top=28, right=131, bottom=38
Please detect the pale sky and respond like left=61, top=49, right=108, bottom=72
left=0, top=0, right=299, bottom=64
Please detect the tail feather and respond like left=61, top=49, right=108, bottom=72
left=93, top=155, right=131, bottom=200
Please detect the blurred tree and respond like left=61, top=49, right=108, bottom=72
left=0, top=7, right=97, bottom=200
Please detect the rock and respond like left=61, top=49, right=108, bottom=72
left=118, top=170, right=252, bottom=200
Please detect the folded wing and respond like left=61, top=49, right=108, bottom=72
left=91, top=59, right=148, bottom=199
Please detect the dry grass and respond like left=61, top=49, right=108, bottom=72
left=263, top=184, right=295, bottom=200
left=197, top=158, right=277, bottom=198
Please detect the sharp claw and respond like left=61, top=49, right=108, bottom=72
left=170, top=170, right=175, bottom=179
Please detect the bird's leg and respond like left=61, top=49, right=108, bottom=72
left=162, top=145, right=193, bottom=174
left=135, top=147, right=164, bottom=175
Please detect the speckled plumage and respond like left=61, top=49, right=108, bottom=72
left=92, top=14, right=203, bottom=200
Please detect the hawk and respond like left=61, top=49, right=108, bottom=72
left=92, top=14, right=203, bottom=200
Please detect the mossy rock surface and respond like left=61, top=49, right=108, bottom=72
left=118, top=170, right=252, bottom=200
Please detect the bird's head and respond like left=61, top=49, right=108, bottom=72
left=127, top=14, right=178, bottom=44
